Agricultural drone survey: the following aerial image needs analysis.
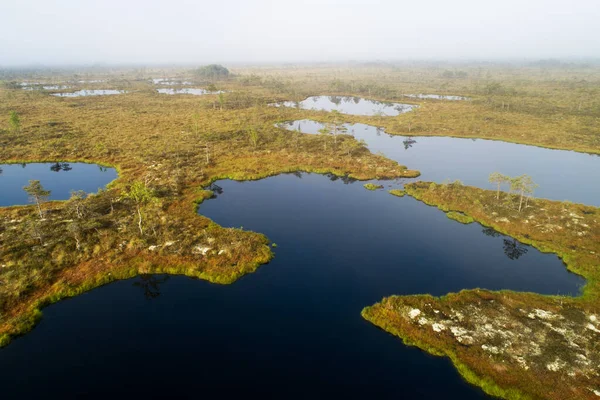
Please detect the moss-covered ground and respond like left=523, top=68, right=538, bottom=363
left=364, top=182, right=600, bottom=399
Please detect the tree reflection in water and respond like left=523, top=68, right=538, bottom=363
left=49, top=162, right=72, bottom=172
left=503, top=238, right=529, bottom=260
left=403, top=137, right=417, bottom=150
left=481, top=227, right=501, bottom=238
left=325, top=173, right=356, bottom=185
left=133, top=274, right=170, bottom=299
left=482, top=228, right=529, bottom=260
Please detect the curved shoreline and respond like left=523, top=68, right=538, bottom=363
left=276, top=115, right=600, bottom=157
left=2, top=73, right=599, bottom=396
left=363, top=182, right=600, bottom=399
left=0, top=149, right=418, bottom=348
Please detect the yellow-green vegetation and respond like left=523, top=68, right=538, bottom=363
left=2, top=63, right=600, bottom=395
left=363, top=181, right=600, bottom=400
left=446, top=210, right=474, bottom=224
left=0, top=69, right=419, bottom=347
left=388, top=189, right=406, bottom=197
left=363, top=183, right=383, bottom=191
left=235, top=64, right=600, bottom=154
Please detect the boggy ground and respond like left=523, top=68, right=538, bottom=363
left=236, top=63, right=600, bottom=154
left=363, top=182, right=600, bottom=400
left=4, top=62, right=600, bottom=155
left=0, top=83, right=418, bottom=347
left=1, top=64, right=599, bottom=394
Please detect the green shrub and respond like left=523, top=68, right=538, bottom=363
left=364, top=183, right=383, bottom=191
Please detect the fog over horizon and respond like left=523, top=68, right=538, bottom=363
left=2, top=0, right=599, bottom=67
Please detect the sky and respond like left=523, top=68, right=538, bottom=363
left=1, top=0, right=599, bottom=66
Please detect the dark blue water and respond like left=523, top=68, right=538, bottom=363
left=272, top=96, right=416, bottom=116
left=280, top=120, right=600, bottom=206
left=0, top=173, right=583, bottom=399
left=0, top=163, right=117, bottom=206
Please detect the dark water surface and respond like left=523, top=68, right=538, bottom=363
left=0, top=163, right=117, bottom=206
left=0, top=174, right=583, bottom=399
left=272, top=95, right=416, bottom=116
left=281, top=120, right=600, bottom=206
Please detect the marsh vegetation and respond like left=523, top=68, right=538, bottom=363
left=279, top=119, right=600, bottom=205
left=364, top=180, right=600, bottom=399
left=1, top=62, right=599, bottom=399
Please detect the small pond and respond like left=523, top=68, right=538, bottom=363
left=152, top=78, right=193, bottom=85
left=0, top=173, right=583, bottom=398
left=156, top=88, right=220, bottom=95
left=272, top=95, right=416, bottom=116
left=51, top=89, right=125, bottom=97
left=21, top=84, right=72, bottom=91
left=280, top=120, right=600, bottom=206
left=76, top=80, right=106, bottom=83
left=42, top=85, right=71, bottom=90
left=0, top=162, right=117, bottom=206
left=403, top=94, right=469, bottom=100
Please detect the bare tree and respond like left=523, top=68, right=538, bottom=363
left=23, top=180, right=50, bottom=218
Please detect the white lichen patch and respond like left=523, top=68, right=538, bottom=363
left=193, top=246, right=212, bottom=255
left=586, top=323, right=600, bottom=334
left=533, top=309, right=557, bottom=320
left=481, top=344, right=501, bottom=355
left=575, top=353, right=591, bottom=367
left=456, top=335, right=475, bottom=345
left=451, top=326, right=468, bottom=337
left=514, top=356, right=529, bottom=370
left=408, top=308, right=421, bottom=319
left=400, top=300, right=600, bottom=386
left=546, top=358, right=567, bottom=372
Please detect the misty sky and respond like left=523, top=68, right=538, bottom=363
left=1, top=0, right=599, bottom=65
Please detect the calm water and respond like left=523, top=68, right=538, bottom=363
left=156, top=88, right=219, bottom=95
left=152, top=78, right=193, bottom=85
left=52, top=89, right=125, bottom=97
left=0, top=163, right=117, bottom=206
left=403, top=94, right=469, bottom=100
left=281, top=120, right=600, bottom=206
left=21, top=85, right=71, bottom=91
left=272, top=96, right=416, bottom=116
left=42, top=85, right=71, bottom=90
left=0, top=173, right=583, bottom=399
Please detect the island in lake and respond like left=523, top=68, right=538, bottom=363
left=1, top=60, right=599, bottom=399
